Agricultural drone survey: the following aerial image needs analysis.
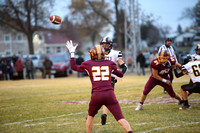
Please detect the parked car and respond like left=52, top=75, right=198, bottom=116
left=22, top=54, right=46, bottom=70
left=48, top=52, right=72, bottom=77
left=37, top=54, right=46, bottom=71
left=192, top=36, right=200, bottom=45
left=83, top=53, right=90, bottom=61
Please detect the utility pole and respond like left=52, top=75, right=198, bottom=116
left=124, top=0, right=138, bottom=73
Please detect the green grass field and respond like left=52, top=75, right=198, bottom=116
left=0, top=73, right=200, bottom=133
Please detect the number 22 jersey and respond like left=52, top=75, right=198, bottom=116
left=70, top=58, right=123, bottom=92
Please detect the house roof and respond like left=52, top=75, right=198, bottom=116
left=43, top=30, right=69, bottom=44
left=175, top=32, right=195, bottom=42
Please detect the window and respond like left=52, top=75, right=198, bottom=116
left=47, top=33, right=52, bottom=40
left=4, top=34, right=11, bottom=43
left=46, top=47, right=51, bottom=54
left=38, top=35, right=42, bottom=40
left=56, top=47, right=61, bottom=53
left=5, top=50, right=11, bottom=56
left=16, top=34, right=23, bottom=41
left=18, top=51, right=23, bottom=55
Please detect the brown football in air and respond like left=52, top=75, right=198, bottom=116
left=49, top=15, right=62, bottom=24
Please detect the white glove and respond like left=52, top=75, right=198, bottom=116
left=66, top=40, right=78, bottom=53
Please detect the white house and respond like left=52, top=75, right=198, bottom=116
left=174, top=32, right=195, bottom=47
left=0, top=27, right=29, bottom=56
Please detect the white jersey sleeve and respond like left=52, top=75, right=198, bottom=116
left=105, top=49, right=123, bottom=78
left=183, top=61, right=200, bottom=83
left=105, top=49, right=122, bottom=63
left=191, top=54, right=200, bottom=60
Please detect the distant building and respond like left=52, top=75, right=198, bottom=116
left=0, top=27, right=29, bottom=56
left=33, top=29, right=71, bottom=55
left=174, top=32, right=195, bottom=47
left=0, top=27, right=79, bottom=56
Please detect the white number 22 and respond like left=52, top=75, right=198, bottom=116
left=92, top=66, right=109, bottom=81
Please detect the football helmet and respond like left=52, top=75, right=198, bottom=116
left=100, top=36, right=113, bottom=52
left=158, top=49, right=169, bottom=64
left=89, top=45, right=105, bottom=61
left=183, top=55, right=196, bottom=65
left=195, top=44, right=200, bottom=55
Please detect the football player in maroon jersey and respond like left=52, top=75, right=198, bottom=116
left=66, top=40, right=133, bottom=133
left=135, top=49, right=183, bottom=110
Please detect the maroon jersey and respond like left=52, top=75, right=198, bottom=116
left=151, top=57, right=176, bottom=78
left=70, top=58, right=123, bottom=92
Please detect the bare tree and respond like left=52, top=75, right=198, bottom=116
left=180, top=1, right=200, bottom=27
left=69, top=0, right=112, bottom=46
left=0, top=0, right=54, bottom=54
left=86, top=0, right=124, bottom=50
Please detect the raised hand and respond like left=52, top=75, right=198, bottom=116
left=66, top=40, right=78, bottom=53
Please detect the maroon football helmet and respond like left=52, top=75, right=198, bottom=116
left=158, top=49, right=169, bottom=64
left=89, top=45, right=105, bottom=61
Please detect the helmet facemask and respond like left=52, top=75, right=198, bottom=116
left=100, top=37, right=112, bottom=53
left=158, top=56, right=169, bottom=64
left=101, top=43, right=111, bottom=52
left=158, top=49, right=169, bottom=64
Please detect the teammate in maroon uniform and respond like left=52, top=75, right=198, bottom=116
left=135, top=49, right=183, bottom=110
left=66, top=40, right=133, bottom=133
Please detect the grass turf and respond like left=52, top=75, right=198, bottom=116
left=0, top=74, right=199, bottom=133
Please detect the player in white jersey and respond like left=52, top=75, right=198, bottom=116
left=100, top=36, right=127, bottom=125
left=179, top=55, right=200, bottom=110
left=191, top=44, right=200, bottom=60
left=175, top=44, right=200, bottom=94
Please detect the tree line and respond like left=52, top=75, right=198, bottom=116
left=0, top=0, right=199, bottom=54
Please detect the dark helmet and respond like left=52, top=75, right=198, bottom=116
left=89, top=45, right=105, bottom=61
left=165, top=38, right=172, bottom=43
left=195, top=44, right=200, bottom=54
left=183, top=55, right=196, bottom=65
left=158, top=49, right=170, bottom=64
left=100, top=36, right=113, bottom=52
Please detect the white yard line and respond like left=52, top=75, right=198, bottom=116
left=24, top=122, right=46, bottom=127
left=135, top=122, right=155, bottom=126
left=138, top=122, right=200, bottom=133
left=3, top=111, right=87, bottom=126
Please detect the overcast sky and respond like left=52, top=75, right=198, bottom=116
left=52, top=0, right=198, bottom=35
left=139, top=0, right=198, bottom=33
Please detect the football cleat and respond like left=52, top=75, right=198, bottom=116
left=178, top=100, right=185, bottom=105
left=135, top=103, right=143, bottom=111
left=179, top=105, right=191, bottom=110
left=101, top=114, right=107, bottom=125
